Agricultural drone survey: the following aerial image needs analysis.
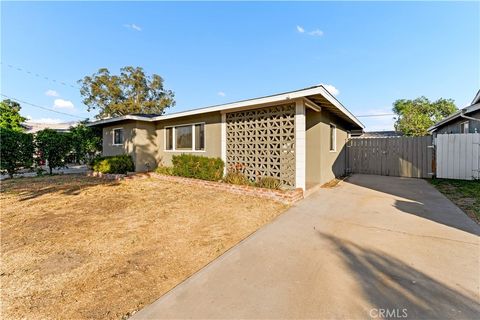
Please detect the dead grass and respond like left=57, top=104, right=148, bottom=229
left=0, top=175, right=287, bottom=320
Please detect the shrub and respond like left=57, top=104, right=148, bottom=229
left=223, top=171, right=252, bottom=186
left=0, top=127, right=34, bottom=178
left=155, top=165, right=173, bottom=175
left=171, top=154, right=224, bottom=181
left=92, top=155, right=134, bottom=174
left=256, top=176, right=282, bottom=190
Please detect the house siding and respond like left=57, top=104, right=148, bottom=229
left=435, top=110, right=480, bottom=134
left=156, top=112, right=222, bottom=166
left=306, top=108, right=350, bottom=188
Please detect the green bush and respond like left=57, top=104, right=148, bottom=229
left=92, top=155, right=134, bottom=174
left=223, top=171, right=252, bottom=186
left=155, top=165, right=173, bottom=175
left=256, top=176, right=281, bottom=190
left=171, top=154, right=224, bottom=181
left=0, top=127, right=34, bottom=178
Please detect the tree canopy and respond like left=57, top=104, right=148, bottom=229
left=79, top=66, right=175, bottom=119
left=35, top=129, right=72, bottom=174
left=0, top=99, right=27, bottom=132
left=393, top=97, right=457, bottom=136
left=0, top=128, right=34, bottom=178
left=69, top=121, right=102, bottom=163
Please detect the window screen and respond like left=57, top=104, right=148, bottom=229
left=113, top=129, right=124, bottom=145
left=195, top=123, right=205, bottom=151
left=175, top=125, right=192, bottom=150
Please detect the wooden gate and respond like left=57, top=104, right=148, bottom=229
left=347, top=136, right=434, bottom=178
left=436, top=133, right=480, bottom=180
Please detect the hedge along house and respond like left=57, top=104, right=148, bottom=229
left=87, top=85, right=364, bottom=190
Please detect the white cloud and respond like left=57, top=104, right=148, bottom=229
left=308, top=29, right=324, bottom=37
left=45, top=89, right=59, bottom=97
left=296, top=25, right=305, bottom=33
left=217, top=91, right=226, bottom=97
left=53, top=99, right=75, bottom=110
left=124, top=23, right=142, bottom=31
left=321, top=84, right=340, bottom=96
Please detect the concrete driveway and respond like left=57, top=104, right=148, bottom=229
left=132, top=174, right=480, bottom=319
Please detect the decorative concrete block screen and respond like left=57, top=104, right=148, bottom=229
left=226, top=103, right=296, bottom=188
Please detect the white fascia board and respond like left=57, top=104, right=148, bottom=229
left=316, top=87, right=365, bottom=129
left=86, top=85, right=364, bottom=129
left=86, top=115, right=149, bottom=126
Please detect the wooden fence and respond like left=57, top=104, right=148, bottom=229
left=347, top=136, right=434, bottom=178
left=436, top=133, right=480, bottom=180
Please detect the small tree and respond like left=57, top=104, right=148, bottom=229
left=79, top=66, right=175, bottom=119
left=69, top=121, right=102, bottom=163
left=0, top=127, right=34, bottom=177
left=0, top=99, right=27, bottom=132
left=393, top=97, right=457, bottom=136
left=35, top=129, right=72, bottom=174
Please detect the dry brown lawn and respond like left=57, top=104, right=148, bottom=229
left=0, top=175, right=286, bottom=320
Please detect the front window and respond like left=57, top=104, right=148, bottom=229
left=165, top=123, right=205, bottom=151
left=175, top=125, right=193, bottom=150
left=330, top=124, right=336, bottom=151
left=460, top=121, right=469, bottom=133
left=113, top=128, right=124, bottom=145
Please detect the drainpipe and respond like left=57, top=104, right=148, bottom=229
left=460, top=112, right=480, bottom=122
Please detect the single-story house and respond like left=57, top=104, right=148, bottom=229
left=428, top=90, right=480, bottom=135
left=87, top=85, right=364, bottom=190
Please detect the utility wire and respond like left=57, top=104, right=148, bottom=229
left=356, top=113, right=395, bottom=117
left=1, top=62, right=81, bottom=89
left=1, top=94, right=88, bottom=120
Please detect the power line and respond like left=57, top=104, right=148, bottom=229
left=1, top=94, right=88, bottom=120
left=1, top=62, right=81, bottom=89
left=356, top=113, right=395, bottom=117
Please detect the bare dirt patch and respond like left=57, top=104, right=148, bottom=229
left=0, top=175, right=286, bottom=319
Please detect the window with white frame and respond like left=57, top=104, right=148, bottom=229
left=113, top=128, right=124, bottom=145
left=329, top=124, right=336, bottom=151
left=460, top=121, right=469, bottom=133
left=165, top=123, right=205, bottom=151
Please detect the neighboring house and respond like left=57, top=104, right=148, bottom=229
left=87, top=85, right=364, bottom=190
left=360, top=131, right=403, bottom=138
left=23, top=121, right=77, bottom=134
left=428, top=90, right=480, bottom=135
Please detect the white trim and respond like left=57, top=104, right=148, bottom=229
left=112, top=127, right=124, bottom=146
left=329, top=123, right=337, bottom=152
left=87, top=85, right=364, bottom=129
left=221, top=113, right=227, bottom=174
left=303, top=97, right=322, bottom=112
left=295, top=100, right=306, bottom=190
left=163, top=122, right=206, bottom=152
left=460, top=120, right=469, bottom=134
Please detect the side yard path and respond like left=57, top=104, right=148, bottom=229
left=0, top=175, right=286, bottom=320
left=429, top=178, right=480, bottom=223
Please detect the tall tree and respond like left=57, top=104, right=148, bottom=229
left=393, top=97, right=457, bottom=136
left=0, top=99, right=27, bottom=132
left=79, top=66, right=175, bottom=119
left=35, top=129, right=72, bottom=174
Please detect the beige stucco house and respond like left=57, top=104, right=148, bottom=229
left=88, top=85, right=364, bottom=190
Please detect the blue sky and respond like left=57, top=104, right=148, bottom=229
left=1, top=1, right=479, bottom=130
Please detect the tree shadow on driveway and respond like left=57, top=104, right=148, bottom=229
left=345, top=174, right=480, bottom=236
left=318, top=231, right=480, bottom=319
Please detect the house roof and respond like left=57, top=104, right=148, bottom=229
left=360, top=131, right=404, bottom=138
left=23, top=121, right=77, bottom=133
left=87, top=85, right=365, bottom=129
left=427, top=100, right=480, bottom=133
